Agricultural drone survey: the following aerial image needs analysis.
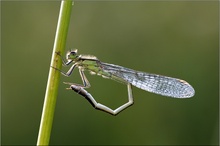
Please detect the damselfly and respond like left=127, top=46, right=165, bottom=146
left=52, top=49, right=195, bottom=115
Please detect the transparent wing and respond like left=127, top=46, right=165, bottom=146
left=101, top=63, right=195, bottom=98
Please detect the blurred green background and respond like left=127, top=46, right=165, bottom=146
left=1, top=1, right=219, bottom=145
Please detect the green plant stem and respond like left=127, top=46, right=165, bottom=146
left=37, top=1, right=73, bottom=145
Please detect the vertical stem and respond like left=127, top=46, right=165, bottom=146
left=37, top=1, right=73, bottom=145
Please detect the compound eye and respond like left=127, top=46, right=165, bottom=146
left=66, top=49, right=78, bottom=60
left=70, top=51, right=76, bottom=55
left=70, top=49, right=78, bottom=55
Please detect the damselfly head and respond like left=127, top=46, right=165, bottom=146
left=66, top=49, right=78, bottom=60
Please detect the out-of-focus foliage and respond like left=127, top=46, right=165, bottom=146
left=2, top=1, right=218, bottom=145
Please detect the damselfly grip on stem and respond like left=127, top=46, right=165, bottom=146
left=52, top=49, right=195, bottom=115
